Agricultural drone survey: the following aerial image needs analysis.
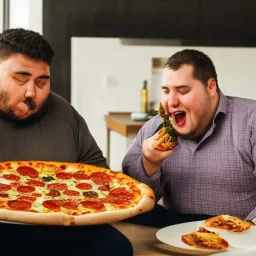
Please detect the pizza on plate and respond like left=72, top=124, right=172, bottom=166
left=204, top=215, right=255, bottom=232
left=181, top=227, right=229, bottom=251
left=0, top=161, right=155, bottom=226
left=154, top=103, right=178, bottom=151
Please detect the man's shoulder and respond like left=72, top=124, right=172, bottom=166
left=48, top=91, right=70, bottom=106
left=46, top=92, right=78, bottom=121
left=227, top=96, right=256, bottom=124
left=227, top=95, right=256, bottom=105
left=229, top=96, right=256, bottom=112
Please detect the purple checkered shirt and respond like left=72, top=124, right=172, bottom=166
left=122, top=90, right=256, bottom=221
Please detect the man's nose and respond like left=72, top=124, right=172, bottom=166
left=168, top=91, right=179, bottom=108
left=24, top=81, right=36, bottom=99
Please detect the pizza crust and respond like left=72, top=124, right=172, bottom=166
left=0, top=208, right=74, bottom=225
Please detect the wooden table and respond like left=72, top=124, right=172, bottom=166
left=112, top=222, right=212, bottom=256
left=105, top=112, right=147, bottom=166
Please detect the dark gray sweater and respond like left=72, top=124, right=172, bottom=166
left=0, top=92, right=107, bottom=168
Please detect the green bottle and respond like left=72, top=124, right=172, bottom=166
left=140, top=80, right=148, bottom=113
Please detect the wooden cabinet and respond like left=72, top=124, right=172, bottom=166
left=43, top=0, right=256, bottom=102
left=199, top=0, right=256, bottom=41
left=44, top=0, right=200, bottom=39
left=48, top=0, right=255, bottom=40
left=120, top=0, right=200, bottom=39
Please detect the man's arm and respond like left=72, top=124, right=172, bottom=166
left=122, top=116, right=171, bottom=202
left=142, top=136, right=173, bottom=176
left=245, top=121, right=256, bottom=222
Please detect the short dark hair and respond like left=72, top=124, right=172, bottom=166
left=164, top=49, right=218, bottom=88
left=0, top=28, right=55, bottom=65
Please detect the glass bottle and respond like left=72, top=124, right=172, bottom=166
left=140, top=80, right=148, bottom=113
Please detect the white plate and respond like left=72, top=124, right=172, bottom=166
left=156, top=220, right=256, bottom=255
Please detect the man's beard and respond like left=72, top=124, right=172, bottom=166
left=0, top=90, right=47, bottom=124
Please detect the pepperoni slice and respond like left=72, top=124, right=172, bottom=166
left=11, top=182, right=21, bottom=188
left=5, top=163, right=12, bottom=169
left=29, top=209, right=38, bottom=213
left=16, top=166, right=39, bottom=178
left=90, top=172, right=111, bottom=185
left=32, top=193, right=42, bottom=197
left=76, top=183, right=92, bottom=190
left=98, top=185, right=110, bottom=191
left=60, top=165, right=67, bottom=170
left=63, top=190, right=80, bottom=196
left=42, top=200, right=63, bottom=210
left=0, top=183, right=11, bottom=191
left=107, top=195, right=135, bottom=205
left=109, top=187, right=133, bottom=198
left=62, top=201, right=78, bottom=210
left=108, top=187, right=134, bottom=205
left=47, top=183, right=67, bottom=191
left=80, top=200, right=104, bottom=210
left=17, top=185, right=35, bottom=193
left=3, top=174, right=20, bottom=181
left=73, top=171, right=89, bottom=180
left=107, top=197, right=124, bottom=205
left=56, top=172, right=72, bottom=180
left=0, top=193, right=8, bottom=198
left=27, top=180, right=45, bottom=187
left=18, top=196, right=37, bottom=203
left=8, top=200, right=32, bottom=210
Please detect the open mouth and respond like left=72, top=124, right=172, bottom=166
left=173, top=111, right=186, bottom=126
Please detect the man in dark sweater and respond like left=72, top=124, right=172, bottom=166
left=0, top=28, right=133, bottom=256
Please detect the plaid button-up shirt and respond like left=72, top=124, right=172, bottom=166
left=122, top=90, right=256, bottom=221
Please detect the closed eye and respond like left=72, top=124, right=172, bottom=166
left=178, top=89, right=189, bottom=95
left=177, top=86, right=190, bottom=95
left=35, top=79, right=48, bottom=89
left=13, top=73, right=30, bottom=85
left=161, top=86, right=170, bottom=95
left=14, top=77, right=28, bottom=85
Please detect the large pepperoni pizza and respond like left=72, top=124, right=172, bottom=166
left=0, top=161, right=155, bottom=226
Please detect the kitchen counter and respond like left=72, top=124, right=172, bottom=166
left=105, top=112, right=147, bottom=166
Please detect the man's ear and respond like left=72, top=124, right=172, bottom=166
left=207, top=78, right=217, bottom=96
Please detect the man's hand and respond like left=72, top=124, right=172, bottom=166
left=142, top=134, right=172, bottom=177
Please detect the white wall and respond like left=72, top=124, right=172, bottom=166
left=71, top=37, right=256, bottom=171
left=9, top=0, right=42, bottom=34
left=0, top=0, right=3, bottom=32
left=10, top=0, right=29, bottom=29
left=28, top=0, right=42, bottom=34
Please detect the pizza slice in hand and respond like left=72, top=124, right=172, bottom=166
left=154, top=103, right=178, bottom=151
left=204, top=215, right=255, bottom=233
left=181, top=227, right=229, bottom=251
